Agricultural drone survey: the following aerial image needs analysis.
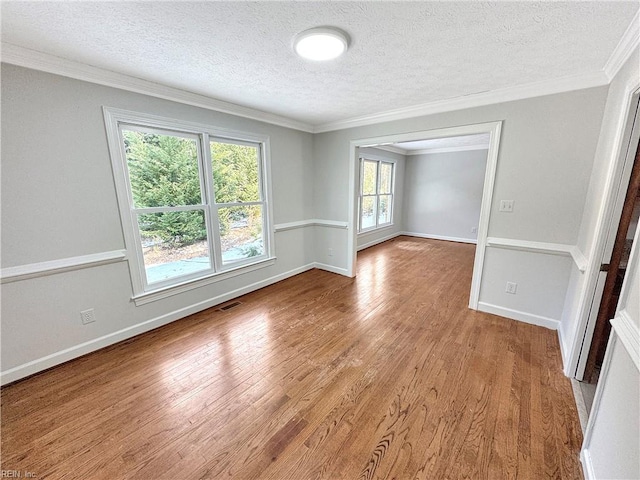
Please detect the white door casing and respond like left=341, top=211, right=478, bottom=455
left=347, top=121, right=502, bottom=310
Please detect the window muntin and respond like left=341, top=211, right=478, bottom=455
left=109, top=112, right=272, bottom=296
left=358, top=158, right=394, bottom=232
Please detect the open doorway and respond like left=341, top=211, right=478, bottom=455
left=355, top=134, right=489, bottom=250
left=573, top=92, right=640, bottom=414
left=347, top=122, right=502, bottom=310
left=578, top=137, right=640, bottom=411
left=394, top=134, right=489, bottom=244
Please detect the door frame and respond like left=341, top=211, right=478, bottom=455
left=346, top=121, right=502, bottom=309
left=582, top=141, right=640, bottom=382
left=569, top=83, right=640, bottom=378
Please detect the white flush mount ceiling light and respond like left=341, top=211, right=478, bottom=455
left=293, top=27, right=349, bottom=61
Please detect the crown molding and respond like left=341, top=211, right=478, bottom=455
left=314, top=71, right=610, bottom=133
left=604, top=10, right=640, bottom=81
left=406, top=144, right=489, bottom=156
left=368, top=145, right=408, bottom=155
left=1, top=43, right=315, bottom=133
left=2, top=42, right=618, bottom=136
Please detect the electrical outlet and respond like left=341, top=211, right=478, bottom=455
left=328, top=248, right=333, bottom=257
left=81, top=308, right=96, bottom=325
left=505, top=282, right=518, bottom=294
left=471, top=227, right=478, bottom=234
left=499, top=200, right=514, bottom=212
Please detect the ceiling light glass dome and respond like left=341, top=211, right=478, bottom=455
left=293, top=27, right=349, bottom=61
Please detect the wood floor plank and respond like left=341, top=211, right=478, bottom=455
left=1, top=237, right=583, bottom=479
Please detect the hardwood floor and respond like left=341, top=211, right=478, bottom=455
left=1, top=237, right=583, bottom=479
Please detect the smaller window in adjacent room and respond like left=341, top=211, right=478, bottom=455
left=104, top=108, right=273, bottom=301
left=358, top=157, right=395, bottom=232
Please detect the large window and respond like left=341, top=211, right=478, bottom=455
left=358, top=158, right=394, bottom=232
left=104, top=109, right=272, bottom=300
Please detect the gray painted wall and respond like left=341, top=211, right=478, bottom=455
left=313, top=86, right=608, bottom=324
left=313, top=88, right=607, bottom=243
left=1, top=64, right=315, bottom=376
left=403, top=149, right=487, bottom=242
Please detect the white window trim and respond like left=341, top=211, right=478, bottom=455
left=103, top=107, right=276, bottom=303
left=358, top=154, right=396, bottom=234
left=132, top=257, right=276, bottom=306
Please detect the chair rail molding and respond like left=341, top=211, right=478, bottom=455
left=274, top=219, right=348, bottom=232
left=486, top=237, right=587, bottom=272
left=611, top=309, right=640, bottom=371
left=1, top=250, right=127, bottom=283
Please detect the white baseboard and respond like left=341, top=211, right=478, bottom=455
left=357, top=231, right=402, bottom=251
left=313, top=262, right=350, bottom=276
left=580, top=449, right=596, bottom=480
left=401, top=231, right=477, bottom=244
left=0, top=263, right=316, bottom=385
left=477, top=302, right=559, bottom=330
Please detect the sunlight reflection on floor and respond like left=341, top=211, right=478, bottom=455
left=160, top=311, right=273, bottom=399
left=355, top=247, right=389, bottom=313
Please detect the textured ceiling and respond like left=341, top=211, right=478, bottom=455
left=2, top=1, right=638, bottom=126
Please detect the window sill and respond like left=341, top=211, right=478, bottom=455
left=358, top=224, right=395, bottom=236
left=132, top=257, right=276, bottom=306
